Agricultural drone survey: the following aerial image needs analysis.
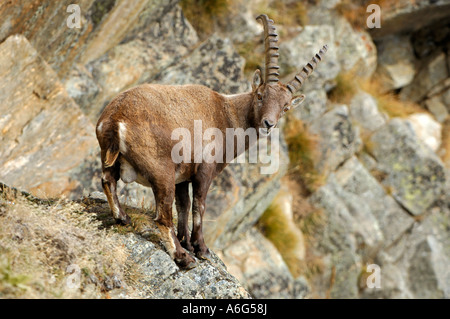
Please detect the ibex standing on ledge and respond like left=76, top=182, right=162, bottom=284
left=96, top=14, right=327, bottom=269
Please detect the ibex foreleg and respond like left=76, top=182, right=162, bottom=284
left=190, top=166, right=214, bottom=260
left=153, top=177, right=197, bottom=269
left=176, top=181, right=194, bottom=253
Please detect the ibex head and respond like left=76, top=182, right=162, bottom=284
left=252, top=14, right=328, bottom=135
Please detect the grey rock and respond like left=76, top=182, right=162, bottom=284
left=425, top=95, right=449, bottom=123
left=218, top=228, right=296, bottom=299
left=310, top=156, right=419, bottom=298
left=370, top=119, right=446, bottom=216
left=349, top=91, right=386, bottom=132
left=375, top=34, right=416, bottom=91
left=123, top=233, right=250, bottom=299
left=74, top=4, right=199, bottom=121
left=155, top=35, right=250, bottom=94
left=292, top=276, right=311, bottom=299
left=360, top=262, right=413, bottom=299
left=306, top=8, right=377, bottom=78
left=328, top=250, right=361, bottom=299
left=80, top=0, right=180, bottom=65
left=0, top=0, right=176, bottom=78
left=204, top=135, right=289, bottom=249
left=369, top=0, right=450, bottom=39
left=443, top=86, right=450, bottom=110
left=0, top=35, right=97, bottom=198
left=310, top=105, right=362, bottom=174
left=367, top=207, right=450, bottom=299
left=64, top=64, right=100, bottom=115
left=311, top=157, right=414, bottom=254
left=279, top=25, right=340, bottom=91
left=0, top=0, right=95, bottom=76
left=332, top=16, right=377, bottom=77
left=400, top=51, right=448, bottom=103
left=217, top=0, right=262, bottom=45
left=405, top=113, right=442, bottom=152
left=291, top=89, right=329, bottom=124
left=408, top=236, right=449, bottom=298
left=408, top=209, right=450, bottom=298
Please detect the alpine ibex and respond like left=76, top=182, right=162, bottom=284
left=96, top=14, right=327, bottom=269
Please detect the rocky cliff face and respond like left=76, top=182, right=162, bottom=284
left=0, top=183, right=250, bottom=298
left=0, top=0, right=449, bottom=299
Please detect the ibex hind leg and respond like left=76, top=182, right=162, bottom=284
left=101, top=163, right=131, bottom=225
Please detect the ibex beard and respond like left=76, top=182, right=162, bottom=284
left=95, top=14, right=328, bottom=269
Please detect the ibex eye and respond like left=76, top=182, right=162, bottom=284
left=257, top=92, right=263, bottom=101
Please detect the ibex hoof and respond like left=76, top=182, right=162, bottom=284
left=176, top=256, right=197, bottom=270
left=180, top=239, right=195, bottom=253
left=196, top=249, right=212, bottom=261
left=117, top=214, right=131, bottom=226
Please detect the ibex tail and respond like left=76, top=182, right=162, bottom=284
left=103, top=124, right=120, bottom=168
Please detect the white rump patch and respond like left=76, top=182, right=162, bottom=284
left=118, top=122, right=127, bottom=153
left=97, top=122, right=103, bottom=134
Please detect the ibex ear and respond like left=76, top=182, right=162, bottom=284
left=290, top=94, right=305, bottom=109
left=252, top=69, right=263, bottom=91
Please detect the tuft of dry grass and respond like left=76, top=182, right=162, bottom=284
left=258, top=197, right=303, bottom=278
left=283, top=115, right=325, bottom=194
left=335, top=0, right=368, bottom=29
left=328, top=71, right=359, bottom=105
left=294, top=204, right=326, bottom=279
left=180, top=0, right=232, bottom=39
left=0, top=185, right=138, bottom=298
left=439, top=118, right=450, bottom=167
left=360, top=78, right=425, bottom=118
left=329, top=71, right=425, bottom=119
left=257, top=0, right=308, bottom=29
left=235, top=38, right=264, bottom=76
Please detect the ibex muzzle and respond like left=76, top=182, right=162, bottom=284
left=96, top=14, right=327, bottom=269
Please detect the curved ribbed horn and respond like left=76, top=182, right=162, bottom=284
left=256, top=14, right=280, bottom=83
left=286, top=45, right=328, bottom=94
